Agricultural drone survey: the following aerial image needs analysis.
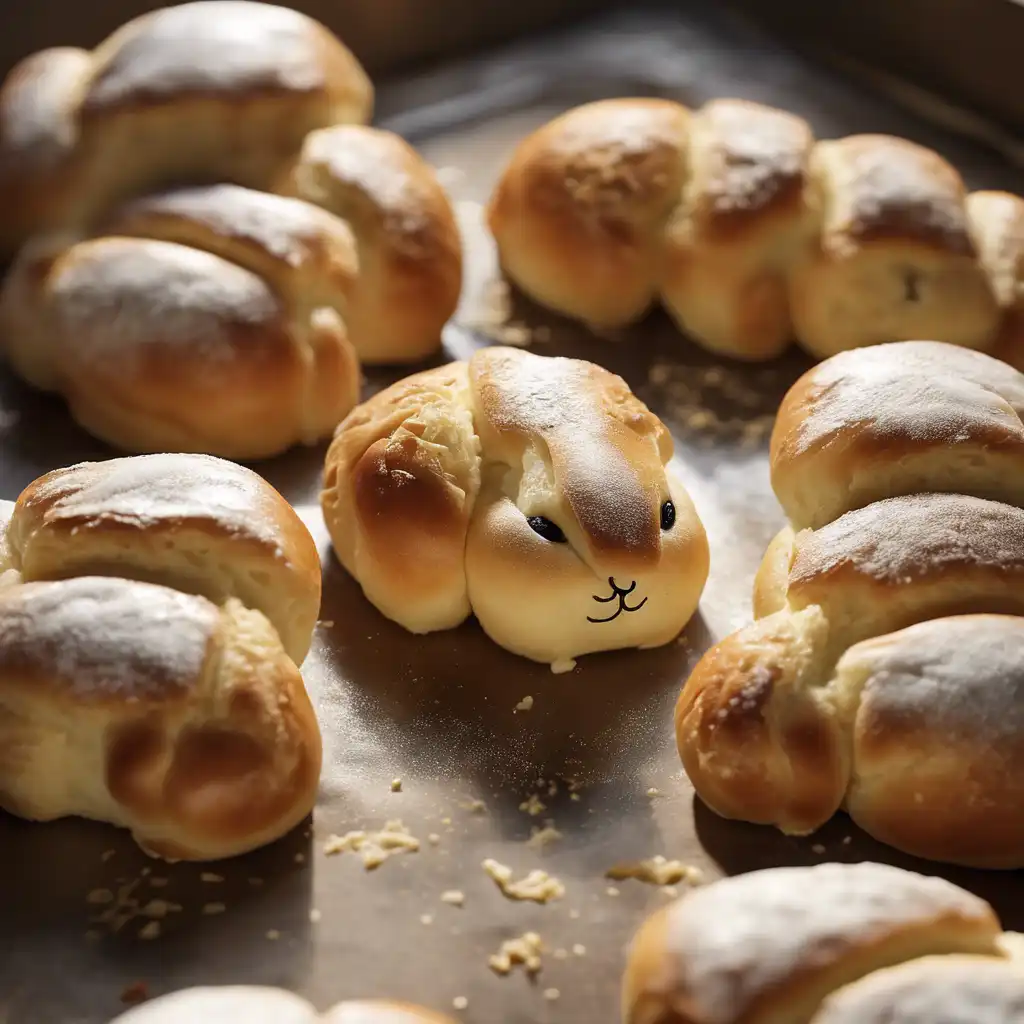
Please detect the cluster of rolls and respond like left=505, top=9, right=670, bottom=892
left=0, top=0, right=462, bottom=458
left=488, top=97, right=1024, bottom=364
left=623, top=860, right=1024, bottom=1024
left=677, top=340, right=1024, bottom=868
left=320, top=345, right=710, bottom=668
left=0, top=452, right=323, bottom=860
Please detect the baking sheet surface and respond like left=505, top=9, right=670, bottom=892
left=2, top=6, right=1024, bottom=1023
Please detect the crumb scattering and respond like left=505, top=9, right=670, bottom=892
left=309, top=909, right=322, bottom=923
left=101, top=849, right=117, bottom=863
left=294, top=852, right=306, bottom=864
left=87, top=888, right=114, bottom=905
left=323, top=820, right=420, bottom=869
left=452, top=996, right=469, bottom=1011
left=606, top=856, right=704, bottom=887
left=811, top=843, right=826, bottom=855
left=148, top=877, right=169, bottom=888
left=528, top=823, right=562, bottom=850
left=646, top=787, right=661, bottom=798
left=572, top=943, right=586, bottom=957
left=515, top=696, right=534, bottom=712
left=200, top=872, right=224, bottom=884
left=550, top=658, right=577, bottom=675
left=606, top=886, right=620, bottom=897
left=489, top=932, right=544, bottom=976
left=137, top=921, right=161, bottom=940
left=428, top=833, right=441, bottom=846
left=420, top=914, right=434, bottom=926
left=462, top=798, right=487, bottom=814
left=519, top=794, right=546, bottom=817
left=391, top=778, right=403, bottom=793
left=483, top=859, right=565, bottom=903
left=441, top=890, right=465, bottom=907
left=544, top=988, right=561, bottom=1001
left=202, top=902, right=227, bottom=916
left=266, top=929, right=281, bottom=941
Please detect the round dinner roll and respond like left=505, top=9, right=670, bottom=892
left=810, top=955, right=1024, bottom=1024
left=322, top=346, right=709, bottom=668
left=770, top=341, right=1024, bottom=531
left=0, top=576, right=321, bottom=861
left=110, top=988, right=458, bottom=1023
left=0, top=1, right=373, bottom=255
left=4, top=454, right=322, bottom=665
left=622, top=862, right=1004, bottom=1024
left=488, top=99, right=1021, bottom=363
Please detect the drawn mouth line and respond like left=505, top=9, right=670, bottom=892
left=587, top=577, right=648, bottom=624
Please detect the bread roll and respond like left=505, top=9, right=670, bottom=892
left=322, top=346, right=709, bottom=667
left=678, top=339, right=1024, bottom=866
left=810, top=955, right=1024, bottom=1023
left=623, top=862, right=1003, bottom=1024
left=770, top=341, right=1024, bottom=531
left=0, top=1, right=372, bottom=255
left=0, top=185, right=362, bottom=458
left=4, top=453, right=321, bottom=664
left=110, top=988, right=457, bottom=1023
left=0, top=576, right=320, bottom=861
left=488, top=99, right=1023, bottom=363
left=0, top=452, right=322, bottom=859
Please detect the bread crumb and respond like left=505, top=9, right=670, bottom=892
left=646, top=787, right=661, bottom=798
left=323, top=820, right=420, bottom=869
left=428, top=833, right=441, bottom=845
left=519, top=794, right=546, bottom=817
left=309, top=909, right=322, bottom=923
left=570, top=792, right=581, bottom=801
left=420, top=914, right=434, bottom=926
left=138, top=920, right=162, bottom=940
left=606, top=886, right=620, bottom=897
left=202, top=903, right=226, bottom=916
left=572, top=943, right=586, bottom=956
left=606, top=857, right=704, bottom=887
left=148, top=877, right=168, bottom=888
left=488, top=932, right=543, bottom=976
left=101, top=850, right=117, bottom=863
left=294, top=852, right=306, bottom=864
left=141, top=899, right=181, bottom=919
left=87, top=889, right=114, bottom=905
left=811, top=843, right=826, bottom=855
left=120, top=981, right=149, bottom=1004
left=266, top=930, right=281, bottom=940
left=319, top=620, right=335, bottom=628
left=441, top=890, right=465, bottom=907
left=452, top=996, right=469, bottom=1011
left=515, top=696, right=534, bottom=712
left=662, top=885, right=679, bottom=899
left=462, top=798, right=487, bottom=814
left=550, top=658, right=577, bottom=674
left=483, top=859, right=565, bottom=903
left=569, top=909, right=581, bottom=920
left=391, top=778, right=403, bottom=793
left=842, top=836, right=852, bottom=845
left=200, top=872, right=224, bottom=883
left=528, top=824, right=563, bottom=849
left=544, top=988, right=560, bottom=1001
left=441, top=817, right=452, bottom=825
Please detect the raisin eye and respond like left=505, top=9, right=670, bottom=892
left=527, top=516, right=567, bottom=543
left=660, top=500, right=676, bottom=531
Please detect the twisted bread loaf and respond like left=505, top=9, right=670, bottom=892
left=0, top=453, right=322, bottom=859
left=0, top=3, right=462, bottom=455
left=0, top=1, right=372, bottom=256
left=677, top=341, right=1024, bottom=867
left=112, top=990, right=457, bottom=1023
left=489, top=99, right=1024, bottom=364
left=623, top=862, right=1020, bottom=1024
left=321, top=346, right=709, bottom=668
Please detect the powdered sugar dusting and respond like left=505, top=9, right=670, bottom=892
left=659, top=862, right=994, bottom=1024
left=28, top=453, right=282, bottom=546
left=0, top=576, right=216, bottom=700
left=51, top=238, right=280, bottom=365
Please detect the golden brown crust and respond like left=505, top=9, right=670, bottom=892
left=323, top=347, right=709, bottom=666
left=489, top=99, right=1019, bottom=362
left=622, top=862, right=1002, bottom=1024
left=8, top=453, right=321, bottom=665
left=770, top=341, right=1024, bottom=531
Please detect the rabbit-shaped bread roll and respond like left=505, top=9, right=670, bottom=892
left=0, top=453, right=322, bottom=860
left=622, top=862, right=1011, bottom=1024
left=322, top=347, right=709, bottom=668
left=489, top=99, right=1024, bottom=364
left=111, top=988, right=458, bottom=1023
left=677, top=341, right=1024, bottom=867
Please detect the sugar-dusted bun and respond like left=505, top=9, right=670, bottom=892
left=789, top=135, right=998, bottom=359
left=5, top=454, right=321, bottom=665
left=0, top=1, right=372, bottom=255
left=770, top=340, right=1024, bottom=531
left=622, top=862, right=1003, bottom=1024
left=322, top=346, right=709, bottom=667
left=279, top=125, right=464, bottom=364
left=0, top=184, right=362, bottom=458
left=811, top=955, right=1024, bottom=1023
left=0, top=576, right=321, bottom=861
left=110, top=988, right=457, bottom=1023
left=489, top=100, right=1020, bottom=363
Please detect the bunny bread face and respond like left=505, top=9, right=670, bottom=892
left=321, top=347, right=709, bottom=668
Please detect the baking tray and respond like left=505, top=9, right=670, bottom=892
left=3, top=4, right=1024, bottom=1023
